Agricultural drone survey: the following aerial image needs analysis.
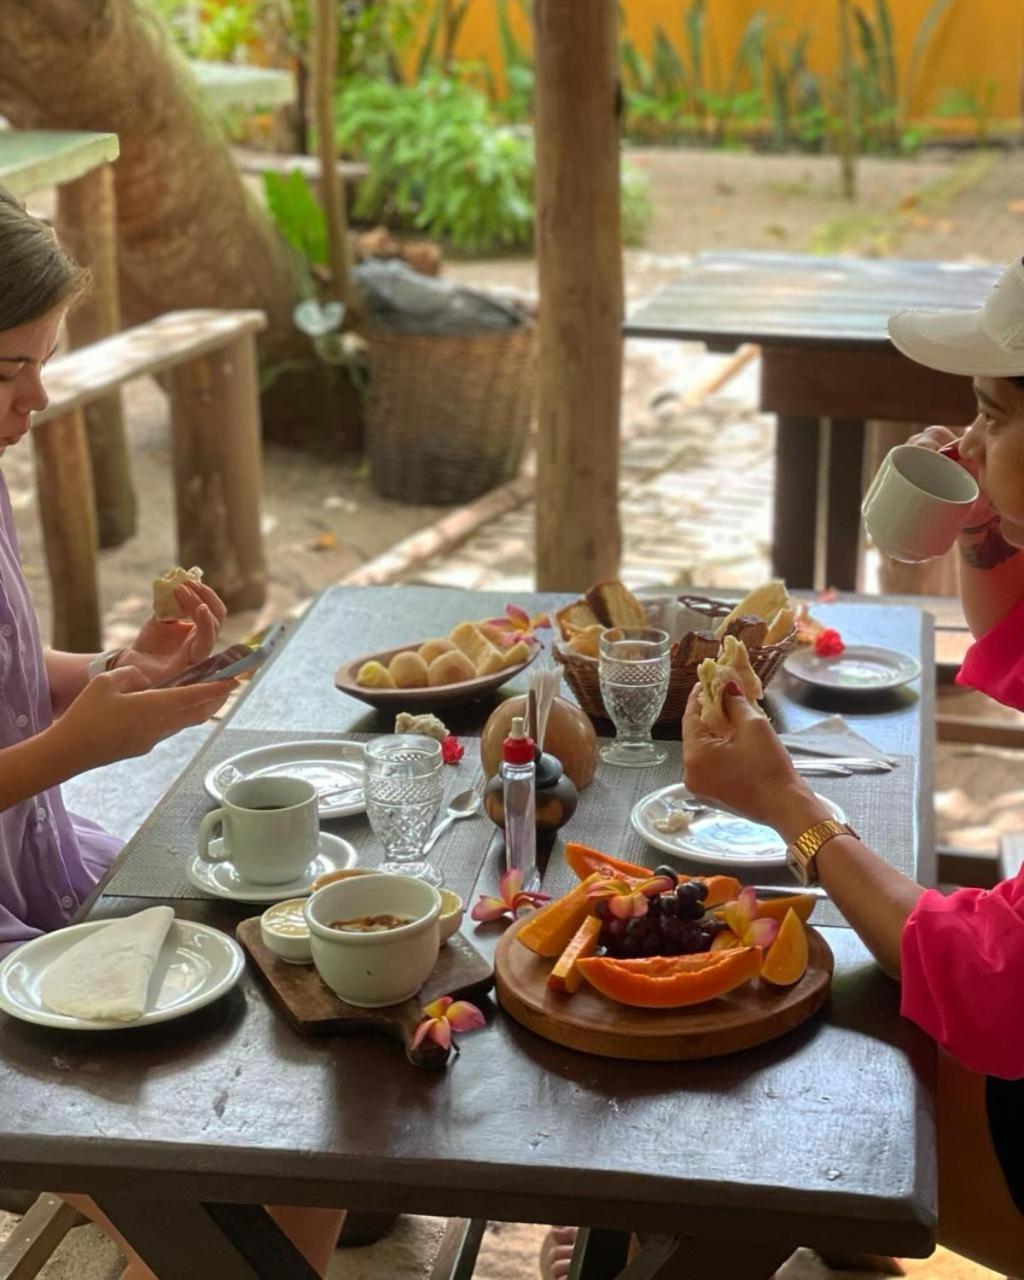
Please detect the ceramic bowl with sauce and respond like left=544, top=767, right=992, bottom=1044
left=260, top=898, right=313, bottom=965
left=305, top=873, right=441, bottom=1007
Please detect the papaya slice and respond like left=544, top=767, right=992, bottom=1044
left=564, top=843, right=649, bottom=883
left=547, top=914, right=603, bottom=995
left=753, top=894, right=816, bottom=925
left=699, top=875, right=743, bottom=908
left=577, top=947, right=761, bottom=1009
left=760, top=908, right=809, bottom=987
left=516, top=873, right=604, bottom=958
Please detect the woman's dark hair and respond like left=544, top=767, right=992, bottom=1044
left=1012, top=375, right=1024, bottom=390
left=0, top=186, right=88, bottom=331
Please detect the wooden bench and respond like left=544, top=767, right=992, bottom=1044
left=32, top=309, right=269, bottom=652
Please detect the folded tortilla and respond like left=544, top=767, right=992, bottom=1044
left=41, top=906, right=175, bottom=1022
left=697, top=635, right=764, bottom=734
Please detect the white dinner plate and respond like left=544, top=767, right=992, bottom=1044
left=185, top=831, right=358, bottom=903
left=783, top=645, right=922, bottom=694
left=631, top=784, right=847, bottom=867
left=205, top=739, right=366, bottom=818
left=0, top=918, right=244, bottom=1031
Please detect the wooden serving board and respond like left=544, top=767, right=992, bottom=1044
left=237, top=919, right=494, bottom=1069
left=494, top=917, right=834, bottom=1061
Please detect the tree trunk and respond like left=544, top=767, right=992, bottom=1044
left=0, top=0, right=360, bottom=453
left=533, top=0, right=623, bottom=592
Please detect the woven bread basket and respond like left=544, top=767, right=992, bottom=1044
left=365, top=320, right=536, bottom=505
left=553, top=594, right=798, bottom=726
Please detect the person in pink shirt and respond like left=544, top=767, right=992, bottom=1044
left=0, top=188, right=344, bottom=1277
left=683, top=260, right=1024, bottom=1279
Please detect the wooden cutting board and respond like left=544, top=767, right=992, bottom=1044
left=237, top=919, right=494, bottom=1069
left=494, top=916, right=834, bottom=1061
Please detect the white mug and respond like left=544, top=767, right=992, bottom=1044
left=198, top=776, right=319, bottom=885
left=862, top=444, right=979, bottom=563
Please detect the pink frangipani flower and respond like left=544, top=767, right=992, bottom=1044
left=484, top=604, right=551, bottom=646
left=470, top=868, right=550, bottom=923
left=586, top=874, right=675, bottom=921
left=411, top=996, right=486, bottom=1053
left=722, top=887, right=779, bottom=950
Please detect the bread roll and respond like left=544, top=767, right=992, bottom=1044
left=566, top=624, right=603, bottom=658
left=152, top=565, right=203, bottom=621
left=449, top=621, right=503, bottom=672
left=389, top=650, right=430, bottom=689
left=501, top=640, right=531, bottom=668
left=356, top=660, right=396, bottom=689
left=418, top=637, right=455, bottom=664
left=428, top=650, right=476, bottom=686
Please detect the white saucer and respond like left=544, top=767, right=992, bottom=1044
left=186, top=832, right=358, bottom=903
left=205, top=739, right=366, bottom=819
left=784, top=645, right=922, bottom=694
left=0, top=919, right=244, bottom=1030
left=631, top=783, right=847, bottom=868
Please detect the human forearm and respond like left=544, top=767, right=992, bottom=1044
left=44, top=649, right=93, bottom=716
left=770, top=785, right=925, bottom=978
left=0, top=725, right=83, bottom=811
left=956, top=516, right=1024, bottom=640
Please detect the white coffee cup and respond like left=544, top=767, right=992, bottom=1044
left=862, top=444, right=980, bottom=563
left=198, top=776, right=320, bottom=885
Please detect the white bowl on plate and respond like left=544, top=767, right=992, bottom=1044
left=305, top=874, right=441, bottom=1007
left=260, top=898, right=313, bottom=965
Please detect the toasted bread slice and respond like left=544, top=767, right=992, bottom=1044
left=555, top=600, right=602, bottom=640
left=723, top=614, right=768, bottom=651
left=566, top=623, right=603, bottom=659
left=763, top=607, right=795, bottom=646
left=586, top=579, right=647, bottom=629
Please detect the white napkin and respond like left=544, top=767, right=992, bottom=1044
left=41, top=906, right=175, bottom=1022
left=778, top=716, right=893, bottom=763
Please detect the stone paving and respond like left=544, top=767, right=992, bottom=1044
left=402, top=343, right=775, bottom=594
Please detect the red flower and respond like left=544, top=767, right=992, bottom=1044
left=441, top=735, right=465, bottom=765
left=814, top=628, right=845, bottom=657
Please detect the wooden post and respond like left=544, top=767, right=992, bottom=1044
left=31, top=410, right=101, bottom=652
left=168, top=334, right=267, bottom=614
left=55, top=163, right=137, bottom=549
left=533, top=0, right=623, bottom=591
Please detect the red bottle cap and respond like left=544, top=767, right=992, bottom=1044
left=503, top=716, right=535, bottom=765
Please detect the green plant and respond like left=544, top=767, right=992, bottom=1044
left=336, top=74, right=534, bottom=252
left=936, top=81, right=998, bottom=141
left=621, top=162, right=653, bottom=247
left=490, top=0, right=534, bottom=124
left=765, top=31, right=825, bottom=151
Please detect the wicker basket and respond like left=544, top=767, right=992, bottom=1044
left=364, top=320, right=536, bottom=505
left=553, top=595, right=798, bottom=726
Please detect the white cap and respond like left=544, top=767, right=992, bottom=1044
left=888, top=258, right=1024, bottom=377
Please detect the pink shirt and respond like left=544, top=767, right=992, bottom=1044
left=0, top=470, right=121, bottom=956
left=900, top=600, right=1024, bottom=1079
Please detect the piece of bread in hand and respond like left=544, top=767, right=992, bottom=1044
left=697, top=635, right=764, bottom=734
left=763, top=606, right=795, bottom=647
left=714, top=580, right=789, bottom=639
left=152, top=565, right=203, bottom=621
left=555, top=600, right=602, bottom=640
left=586, top=579, right=647, bottom=629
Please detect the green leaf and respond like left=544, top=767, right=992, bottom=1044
left=262, top=170, right=327, bottom=267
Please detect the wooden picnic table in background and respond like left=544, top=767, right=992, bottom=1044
left=0, top=128, right=134, bottom=549
left=0, top=586, right=938, bottom=1279
left=624, top=251, right=1001, bottom=591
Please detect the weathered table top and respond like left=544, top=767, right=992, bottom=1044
left=0, top=587, right=937, bottom=1258
left=190, top=60, right=296, bottom=112
left=0, top=130, right=119, bottom=198
left=624, top=250, right=1001, bottom=350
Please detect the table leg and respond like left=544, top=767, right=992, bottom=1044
left=93, top=1198, right=319, bottom=1280
left=55, top=163, right=137, bottom=550
left=823, top=417, right=866, bottom=591
left=771, top=415, right=820, bottom=589
left=569, top=1228, right=634, bottom=1278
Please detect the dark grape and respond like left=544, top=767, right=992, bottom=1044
left=627, top=916, right=650, bottom=940
left=620, top=936, right=642, bottom=958
left=659, top=893, right=679, bottom=918
left=675, top=883, right=705, bottom=920
left=685, top=879, right=709, bottom=902
left=608, top=918, right=628, bottom=941
left=646, top=895, right=662, bottom=917
left=642, top=931, right=663, bottom=955
left=676, top=923, right=707, bottom=954
left=654, top=864, right=679, bottom=883
left=704, top=917, right=729, bottom=936
left=593, top=898, right=611, bottom=921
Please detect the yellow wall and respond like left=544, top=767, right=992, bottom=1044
left=446, top=0, right=1023, bottom=124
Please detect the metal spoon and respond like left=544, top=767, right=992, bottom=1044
left=422, top=788, right=482, bottom=854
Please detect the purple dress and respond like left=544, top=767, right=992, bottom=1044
left=0, top=471, right=121, bottom=956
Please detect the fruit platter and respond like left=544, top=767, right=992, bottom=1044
left=493, top=844, right=833, bottom=1061
left=335, top=617, right=540, bottom=712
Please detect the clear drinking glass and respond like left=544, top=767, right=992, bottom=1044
left=598, top=627, right=672, bottom=767
left=364, top=734, right=445, bottom=885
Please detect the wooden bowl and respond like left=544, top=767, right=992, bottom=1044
left=334, top=641, right=539, bottom=712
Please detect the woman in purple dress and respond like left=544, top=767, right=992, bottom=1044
left=0, top=189, right=344, bottom=1276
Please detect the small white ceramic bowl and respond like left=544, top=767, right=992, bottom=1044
left=260, top=898, right=313, bottom=965
left=437, top=889, right=464, bottom=945
left=305, top=874, right=441, bottom=1007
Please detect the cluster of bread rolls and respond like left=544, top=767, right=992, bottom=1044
left=356, top=620, right=532, bottom=690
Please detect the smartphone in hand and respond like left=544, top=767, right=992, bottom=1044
left=154, top=623, right=285, bottom=689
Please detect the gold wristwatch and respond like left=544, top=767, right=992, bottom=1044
left=787, top=819, right=857, bottom=886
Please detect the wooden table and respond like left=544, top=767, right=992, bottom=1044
left=0, top=587, right=938, bottom=1280
left=624, top=251, right=1001, bottom=591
